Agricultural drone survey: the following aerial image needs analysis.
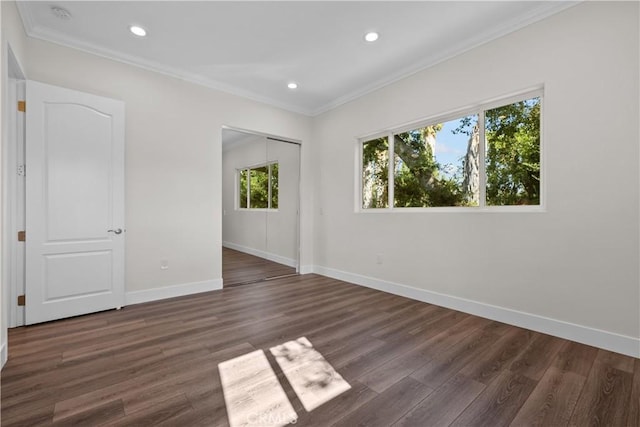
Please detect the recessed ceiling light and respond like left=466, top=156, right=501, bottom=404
left=130, top=25, right=147, bottom=37
left=287, top=82, right=298, bottom=90
left=364, top=32, right=379, bottom=42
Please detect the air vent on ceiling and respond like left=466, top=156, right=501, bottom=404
left=50, top=6, right=72, bottom=20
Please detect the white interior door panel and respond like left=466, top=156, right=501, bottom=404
left=25, top=80, right=125, bottom=325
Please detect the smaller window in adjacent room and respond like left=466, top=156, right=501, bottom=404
left=359, top=90, right=542, bottom=210
left=238, top=162, right=279, bottom=210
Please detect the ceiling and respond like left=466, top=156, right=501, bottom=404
left=17, top=1, right=577, bottom=116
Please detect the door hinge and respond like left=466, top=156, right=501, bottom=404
left=17, top=230, right=25, bottom=242
left=17, top=164, right=25, bottom=176
left=17, top=295, right=25, bottom=306
left=17, top=101, right=25, bottom=112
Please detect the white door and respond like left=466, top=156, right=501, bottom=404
left=25, top=80, right=125, bottom=325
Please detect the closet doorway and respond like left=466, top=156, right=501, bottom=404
left=221, top=127, right=300, bottom=286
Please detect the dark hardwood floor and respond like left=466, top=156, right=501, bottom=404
left=2, top=273, right=638, bottom=426
left=222, top=247, right=297, bottom=286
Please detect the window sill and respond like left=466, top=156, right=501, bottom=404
left=356, top=205, right=546, bottom=214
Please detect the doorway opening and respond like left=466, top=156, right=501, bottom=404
left=221, top=127, right=301, bottom=287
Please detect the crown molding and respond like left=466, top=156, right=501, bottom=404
left=16, top=1, right=580, bottom=118
left=15, top=1, right=35, bottom=36
left=16, top=3, right=314, bottom=116
left=309, top=1, right=581, bottom=116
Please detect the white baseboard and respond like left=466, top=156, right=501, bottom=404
left=299, top=265, right=314, bottom=275
left=312, top=265, right=640, bottom=358
left=1, top=341, right=7, bottom=369
left=125, top=279, right=223, bottom=306
left=223, top=241, right=297, bottom=268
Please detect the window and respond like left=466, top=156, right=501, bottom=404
left=360, top=91, right=541, bottom=210
left=393, top=115, right=479, bottom=207
left=485, top=98, right=541, bottom=206
left=238, top=162, right=279, bottom=209
left=362, top=136, right=389, bottom=209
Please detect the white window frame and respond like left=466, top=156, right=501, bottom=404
left=237, top=161, right=279, bottom=211
left=357, top=87, right=545, bottom=213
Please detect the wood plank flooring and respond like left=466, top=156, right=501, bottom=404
left=2, top=274, right=638, bottom=426
left=222, top=247, right=297, bottom=286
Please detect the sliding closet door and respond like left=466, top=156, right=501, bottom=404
left=221, top=130, right=268, bottom=285
left=264, top=138, right=300, bottom=278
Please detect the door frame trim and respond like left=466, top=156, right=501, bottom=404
left=2, top=44, right=26, bottom=329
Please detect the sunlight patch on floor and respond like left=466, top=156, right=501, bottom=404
left=218, top=337, right=350, bottom=427
left=270, top=337, right=351, bottom=412
left=218, top=350, right=297, bottom=427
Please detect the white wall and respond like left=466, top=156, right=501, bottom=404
left=312, top=2, right=640, bottom=356
left=3, top=1, right=313, bottom=301
left=2, top=2, right=27, bottom=71
left=222, top=135, right=300, bottom=267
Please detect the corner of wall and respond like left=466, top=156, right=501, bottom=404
left=299, top=265, right=314, bottom=275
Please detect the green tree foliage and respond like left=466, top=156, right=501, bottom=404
left=239, top=170, right=248, bottom=208
left=485, top=98, right=540, bottom=205
left=393, top=124, right=470, bottom=207
left=249, top=166, right=269, bottom=208
left=362, top=137, right=389, bottom=208
left=270, top=163, right=279, bottom=209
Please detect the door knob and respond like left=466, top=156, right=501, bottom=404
left=107, top=228, right=123, bottom=235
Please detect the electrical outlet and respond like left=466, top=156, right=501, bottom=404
left=376, top=254, right=383, bottom=265
left=160, top=260, right=169, bottom=270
